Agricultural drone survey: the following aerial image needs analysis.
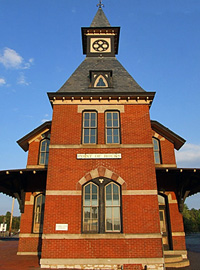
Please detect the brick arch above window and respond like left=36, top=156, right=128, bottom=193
left=77, top=166, right=126, bottom=190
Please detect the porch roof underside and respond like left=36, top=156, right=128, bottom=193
left=0, top=168, right=199, bottom=213
left=0, top=168, right=47, bottom=213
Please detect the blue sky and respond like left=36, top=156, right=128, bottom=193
left=0, top=0, right=200, bottom=216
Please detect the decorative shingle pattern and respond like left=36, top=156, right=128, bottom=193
left=57, top=57, right=145, bottom=93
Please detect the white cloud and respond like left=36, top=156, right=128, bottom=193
left=17, top=73, right=30, bottom=86
left=41, top=114, right=51, bottom=123
left=176, top=143, right=200, bottom=168
left=41, top=119, right=50, bottom=123
left=0, top=78, right=6, bottom=86
left=0, top=48, right=23, bottom=68
left=0, top=48, right=34, bottom=69
left=23, top=58, right=34, bottom=70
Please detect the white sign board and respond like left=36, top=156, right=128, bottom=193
left=55, top=224, right=68, bottom=231
left=77, top=153, right=121, bottom=159
left=0, top=223, right=7, bottom=232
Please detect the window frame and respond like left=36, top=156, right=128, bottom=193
left=82, top=111, right=98, bottom=144
left=105, top=110, right=121, bottom=144
left=82, top=178, right=122, bottom=234
left=39, top=138, right=50, bottom=165
left=32, top=193, right=45, bottom=234
left=152, top=137, right=162, bottom=164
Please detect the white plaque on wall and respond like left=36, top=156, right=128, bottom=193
left=77, top=153, right=121, bottom=159
left=55, top=224, right=68, bottom=231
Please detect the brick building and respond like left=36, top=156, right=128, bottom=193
left=1, top=6, right=200, bottom=270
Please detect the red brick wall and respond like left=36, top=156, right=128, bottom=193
left=123, top=195, right=160, bottom=234
left=20, top=193, right=34, bottom=234
left=168, top=192, right=186, bottom=250
left=41, top=238, right=163, bottom=259
left=27, top=141, right=40, bottom=166
left=18, top=237, right=42, bottom=253
left=122, top=105, right=152, bottom=144
left=19, top=103, right=170, bottom=261
left=172, top=236, right=186, bottom=250
left=46, top=148, right=157, bottom=191
left=160, top=139, right=176, bottom=165
left=50, top=105, right=81, bottom=145
left=40, top=103, right=162, bottom=261
left=50, top=104, right=153, bottom=145
left=168, top=195, right=184, bottom=233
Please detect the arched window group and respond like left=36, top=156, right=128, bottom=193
left=83, top=179, right=121, bottom=233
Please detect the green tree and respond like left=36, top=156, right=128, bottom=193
left=183, top=204, right=200, bottom=233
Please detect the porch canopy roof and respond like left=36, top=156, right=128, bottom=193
left=156, top=168, right=200, bottom=212
left=0, top=168, right=47, bottom=213
left=0, top=167, right=199, bottom=214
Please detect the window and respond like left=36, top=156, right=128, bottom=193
left=105, top=111, right=120, bottom=144
left=89, top=71, right=112, bottom=88
left=82, top=111, right=97, bottom=144
left=105, top=183, right=121, bottom=232
left=39, top=139, right=50, bottom=165
left=158, top=194, right=171, bottom=250
left=152, top=137, right=161, bottom=164
left=94, top=75, right=108, bottom=87
left=83, top=183, right=99, bottom=233
left=33, top=194, right=45, bottom=233
left=82, top=179, right=121, bottom=233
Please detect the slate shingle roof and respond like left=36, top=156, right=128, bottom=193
left=90, top=7, right=111, bottom=27
left=57, top=57, right=145, bottom=93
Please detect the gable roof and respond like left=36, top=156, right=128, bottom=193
left=90, top=7, right=111, bottom=27
left=151, top=120, right=185, bottom=150
left=17, top=121, right=51, bottom=152
left=57, top=57, right=146, bottom=93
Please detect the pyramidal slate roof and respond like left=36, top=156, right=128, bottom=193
left=57, top=57, right=145, bottom=93
left=90, top=7, right=111, bottom=27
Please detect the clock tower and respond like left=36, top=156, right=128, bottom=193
left=82, top=6, right=120, bottom=57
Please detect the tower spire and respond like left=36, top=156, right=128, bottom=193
left=97, top=0, right=104, bottom=9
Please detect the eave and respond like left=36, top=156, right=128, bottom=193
left=48, top=91, right=155, bottom=108
left=151, top=120, right=185, bottom=150
left=0, top=168, right=47, bottom=213
left=17, top=121, right=52, bottom=152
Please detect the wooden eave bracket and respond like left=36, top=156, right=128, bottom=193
left=14, top=190, right=25, bottom=213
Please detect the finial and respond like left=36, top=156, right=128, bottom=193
left=97, top=0, right=104, bottom=8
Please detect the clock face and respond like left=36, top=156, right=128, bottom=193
left=90, top=38, right=111, bottom=53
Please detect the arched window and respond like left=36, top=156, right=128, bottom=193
left=39, top=139, right=50, bottom=165
left=152, top=137, right=161, bottom=164
left=105, top=182, right=121, bottom=232
left=94, top=75, right=108, bottom=87
left=33, top=194, right=45, bottom=233
left=83, top=183, right=99, bottom=233
left=82, top=179, right=121, bottom=233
